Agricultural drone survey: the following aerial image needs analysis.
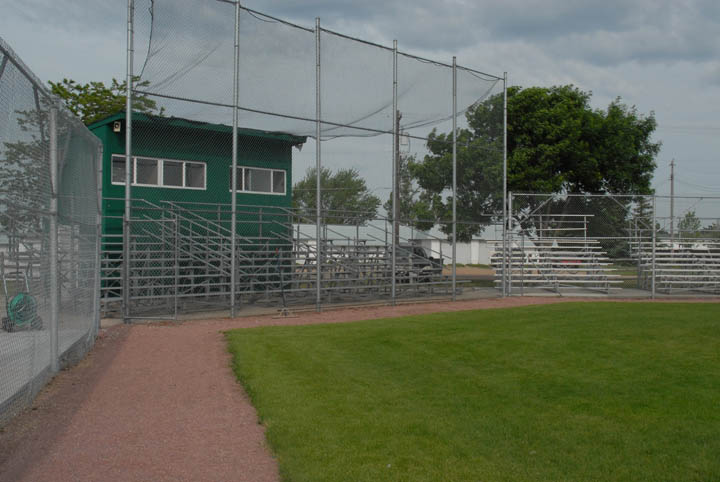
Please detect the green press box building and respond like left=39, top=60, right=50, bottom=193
left=88, top=112, right=307, bottom=239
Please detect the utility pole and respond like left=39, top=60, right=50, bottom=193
left=394, top=110, right=402, bottom=247
left=670, top=158, right=675, bottom=242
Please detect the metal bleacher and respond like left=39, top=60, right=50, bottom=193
left=635, top=239, right=720, bottom=294
left=493, top=214, right=622, bottom=294
left=100, top=199, right=454, bottom=316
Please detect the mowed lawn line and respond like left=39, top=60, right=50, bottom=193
left=225, top=303, right=720, bottom=482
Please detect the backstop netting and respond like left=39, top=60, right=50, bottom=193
left=116, top=0, right=505, bottom=316
left=0, top=37, right=102, bottom=424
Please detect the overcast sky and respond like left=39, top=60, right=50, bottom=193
left=2, top=0, right=720, bottom=214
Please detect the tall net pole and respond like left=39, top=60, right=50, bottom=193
left=49, top=107, right=59, bottom=372
left=123, top=0, right=134, bottom=323
left=391, top=39, right=398, bottom=305
left=230, top=0, right=240, bottom=318
left=502, top=72, right=508, bottom=297
left=451, top=56, right=457, bottom=301
left=315, top=17, right=322, bottom=311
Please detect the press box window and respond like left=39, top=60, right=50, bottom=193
left=163, top=161, right=183, bottom=187
left=245, top=168, right=271, bottom=193
left=136, top=158, right=158, bottom=185
left=111, top=157, right=131, bottom=184
left=272, top=170, right=285, bottom=194
left=229, top=166, right=286, bottom=195
left=185, top=163, right=205, bottom=189
left=111, top=155, right=205, bottom=190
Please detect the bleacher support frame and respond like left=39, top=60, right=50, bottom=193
left=100, top=199, right=459, bottom=318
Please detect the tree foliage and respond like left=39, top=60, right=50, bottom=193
left=292, top=167, right=381, bottom=225
left=410, top=85, right=661, bottom=241
left=678, top=210, right=702, bottom=236
left=1, top=104, right=53, bottom=232
left=632, top=196, right=654, bottom=232
left=3, top=76, right=161, bottom=233
left=383, top=153, right=434, bottom=229
left=49, top=77, right=163, bottom=125
left=0, top=98, right=93, bottom=234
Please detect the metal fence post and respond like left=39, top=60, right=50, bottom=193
left=502, top=72, right=508, bottom=297
left=651, top=194, right=656, bottom=299
left=174, top=215, right=179, bottom=319
left=520, top=233, right=525, bottom=296
left=230, top=0, right=240, bottom=318
left=508, top=191, right=513, bottom=296
left=49, top=107, right=59, bottom=372
left=634, top=217, right=640, bottom=288
left=451, top=56, right=457, bottom=302
left=315, top=17, right=322, bottom=311
left=391, top=39, right=398, bottom=305
left=384, top=218, right=388, bottom=246
left=93, top=142, right=103, bottom=334
left=123, top=0, right=134, bottom=324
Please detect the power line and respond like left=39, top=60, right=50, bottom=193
left=676, top=179, right=720, bottom=193
left=657, top=124, right=720, bottom=132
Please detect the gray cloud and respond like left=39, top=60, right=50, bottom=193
left=2, top=0, right=720, bottom=198
left=256, top=0, right=720, bottom=66
left=6, top=0, right=122, bottom=34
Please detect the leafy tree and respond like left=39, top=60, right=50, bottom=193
left=410, top=85, right=661, bottom=241
left=383, top=153, right=434, bottom=229
left=1, top=103, right=53, bottom=233
left=627, top=195, right=656, bottom=255
left=1, top=98, right=94, bottom=234
left=678, top=210, right=701, bottom=237
left=2, top=76, right=160, bottom=234
left=632, top=196, right=654, bottom=232
left=293, top=167, right=381, bottom=225
left=49, top=77, right=163, bottom=125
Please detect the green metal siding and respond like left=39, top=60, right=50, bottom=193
left=91, top=117, right=298, bottom=241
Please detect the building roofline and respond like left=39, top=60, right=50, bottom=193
left=87, top=111, right=307, bottom=145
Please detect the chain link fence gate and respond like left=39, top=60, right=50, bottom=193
left=110, top=0, right=507, bottom=320
left=0, top=37, right=102, bottom=424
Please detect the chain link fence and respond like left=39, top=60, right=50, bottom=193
left=499, top=192, right=720, bottom=296
left=0, top=37, right=102, bottom=424
left=109, top=0, right=506, bottom=319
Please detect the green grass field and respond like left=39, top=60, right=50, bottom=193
left=226, top=303, right=720, bottom=481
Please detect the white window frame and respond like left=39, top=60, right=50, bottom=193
left=111, top=155, right=206, bottom=190
left=229, top=166, right=286, bottom=196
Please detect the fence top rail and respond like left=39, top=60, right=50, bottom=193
left=513, top=192, right=651, bottom=198
left=528, top=227, right=588, bottom=231
left=0, top=37, right=51, bottom=100
left=522, top=213, right=596, bottom=218
left=513, top=192, right=720, bottom=201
